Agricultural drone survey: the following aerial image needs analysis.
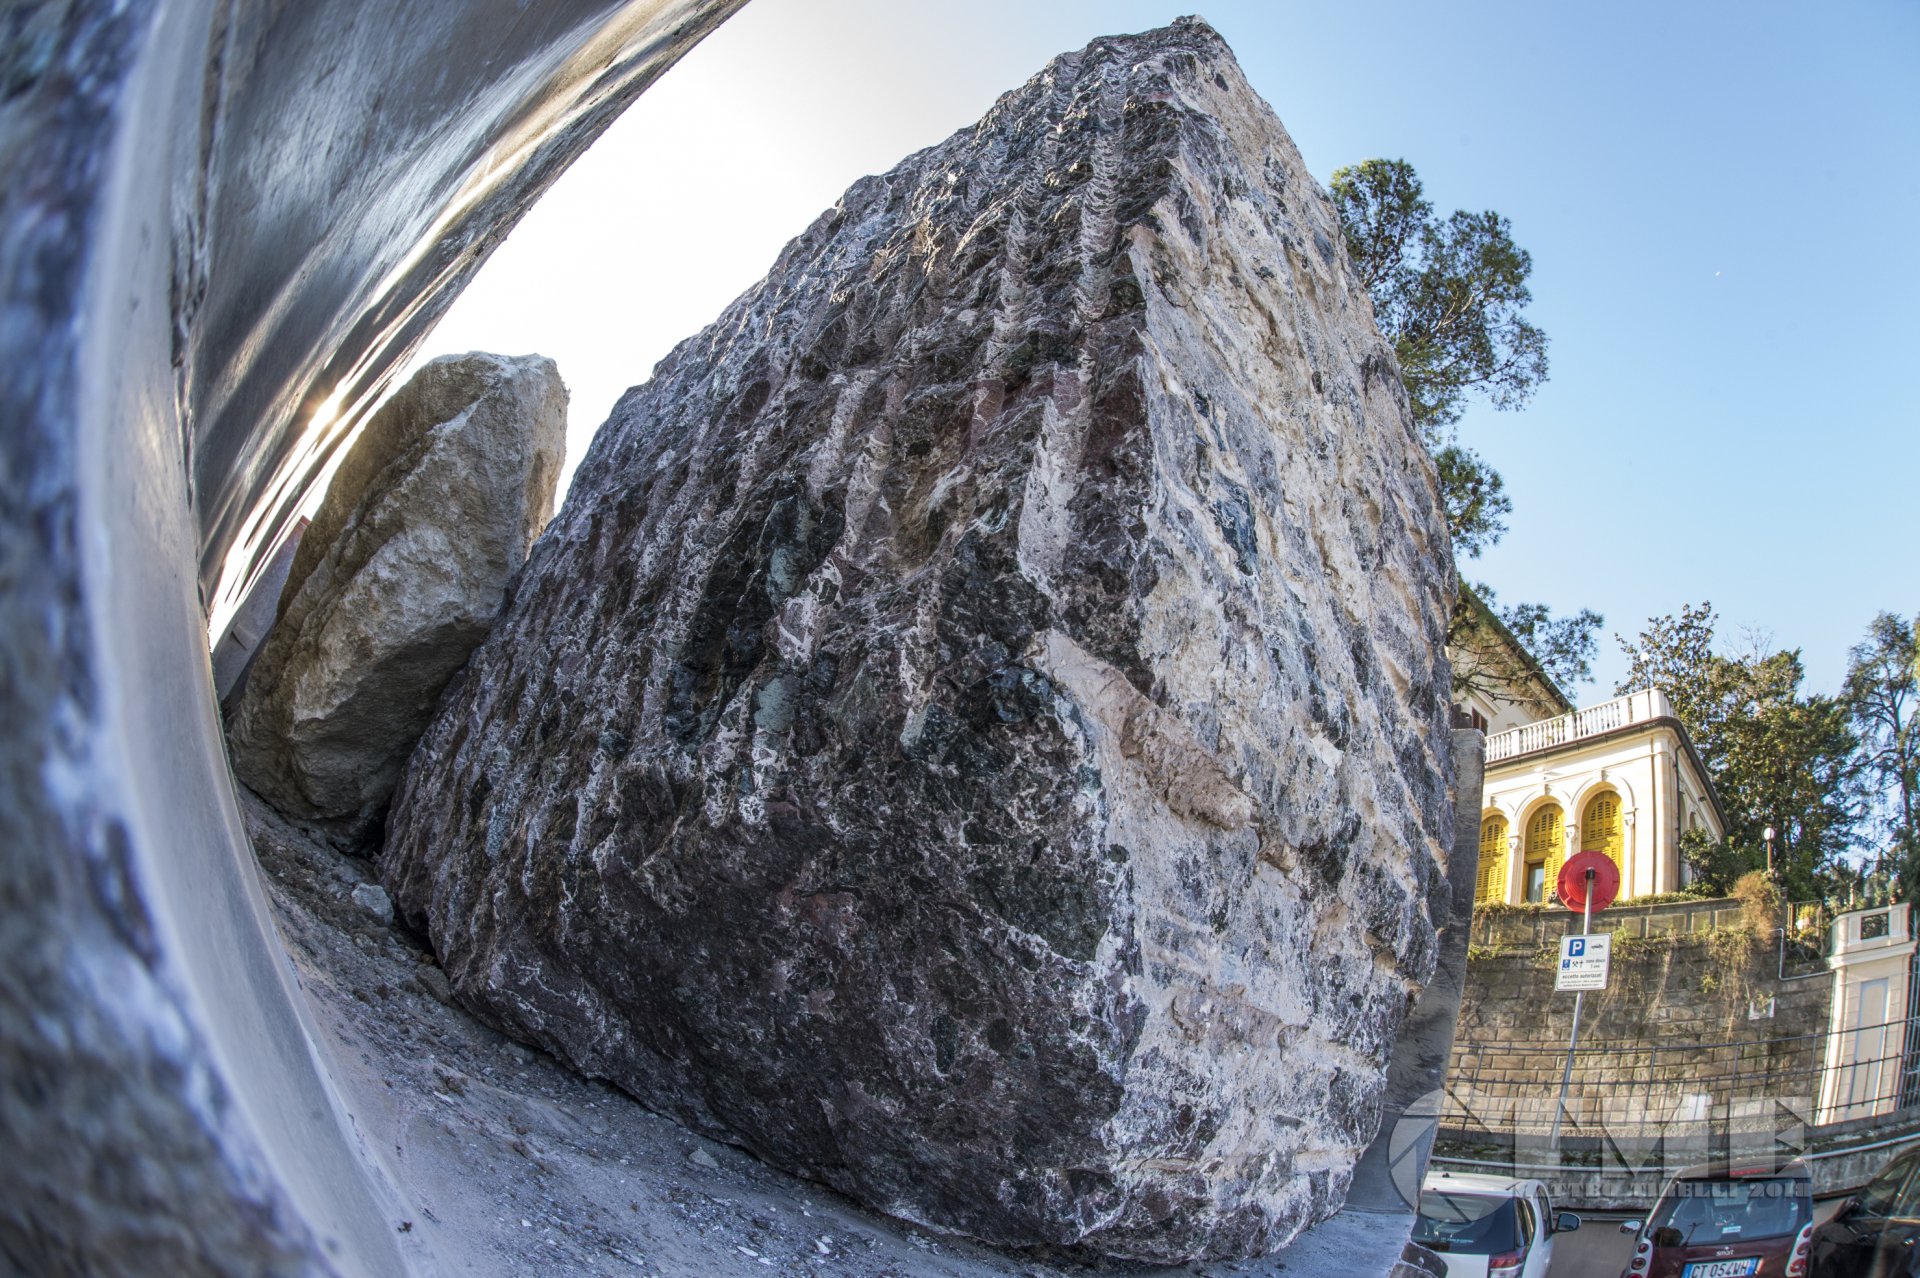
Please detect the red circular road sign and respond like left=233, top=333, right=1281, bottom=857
left=1558, top=851, right=1621, bottom=914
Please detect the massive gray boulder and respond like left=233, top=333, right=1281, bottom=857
left=229, top=353, right=566, bottom=845
left=384, top=18, right=1456, bottom=1264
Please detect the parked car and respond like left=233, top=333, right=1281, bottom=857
left=1414, top=1169, right=1581, bottom=1278
left=1619, top=1161, right=1815, bottom=1278
left=1809, top=1144, right=1920, bottom=1278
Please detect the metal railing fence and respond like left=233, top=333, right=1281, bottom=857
left=1445, top=1011, right=1917, bottom=1139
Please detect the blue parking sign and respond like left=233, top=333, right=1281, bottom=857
left=1555, top=932, right=1612, bottom=991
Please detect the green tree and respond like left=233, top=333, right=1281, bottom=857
left=1677, top=827, right=1745, bottom=896
left=1617, top=604, right=1862, bottom=902
left=1616, top=602, right=1720, bottom=735
left=1330, top=158, right=1549, bottom=445
left=1433, top=445, right=1511, bottom=560
left=1714, top=647, right=1861, bottom=902
left=1448, top=583, right=1598, bottom=718
left=1466, top=581, right=1601, bottom=694
left=1333, top=158, right=1597, bottom=690
left=1843, top=612, right=1920, bottom=896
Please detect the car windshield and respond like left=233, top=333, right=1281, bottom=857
left=1649, top=1177, right=1809, bottom=1245
left=1414, top=1190, right=1522, bottom=1255
left=1854, top=1152, right=1920, bottom=1218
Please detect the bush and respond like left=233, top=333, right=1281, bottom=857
left=1629, top=886, right=1726, bottom=906
left=1474, top=899, right=1548, bottom=917
left=1680, top=828, right=1763, bottom=895
left=1732, top=870, right=1781, bottom=936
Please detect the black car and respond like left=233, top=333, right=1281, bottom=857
left=1811, top=1146, right=1920, bottom=1278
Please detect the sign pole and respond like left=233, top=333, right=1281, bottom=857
left=1548, top=868, right=1597, bottom=1152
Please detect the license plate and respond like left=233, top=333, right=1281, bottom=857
left=1684, top=1261, right=1757, bottom=1278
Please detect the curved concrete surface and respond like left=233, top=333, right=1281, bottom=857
left=0, top=3, right=739, bottom=1271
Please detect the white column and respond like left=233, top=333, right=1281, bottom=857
left=1626, top=810, right=1644, bottom=894
left=1819, top=905, right=1916, bottom=1124
left=1650, top=737, right=1676, bottom=899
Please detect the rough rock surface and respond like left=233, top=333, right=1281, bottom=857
left=385, top=19, right=1456, bottom=1264
left=237, top=783, right=1127, bottom=1278
left=250, top=776, right=1460, bottom=1278
left=229, top=353, right=566, bottom=845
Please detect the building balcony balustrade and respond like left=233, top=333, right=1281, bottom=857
left=1484, top=688, right=1675, bottom=764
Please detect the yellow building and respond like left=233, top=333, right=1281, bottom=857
left=1451, top=592, right=1727, bottom=906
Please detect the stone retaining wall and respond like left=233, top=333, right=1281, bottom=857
left=1450, top=907, right=1832, bottom=1141
left=1470, top=897, right=1756, bottom=950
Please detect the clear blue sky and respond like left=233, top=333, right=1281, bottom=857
left=420, top=0, right=1919, bottom=701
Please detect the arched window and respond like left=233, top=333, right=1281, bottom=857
left=1477, top=815, right=1510, bottom=904
left=1582, top=791, right=1624, bottom=872
left=1524, top=804, right=1564, bottom=903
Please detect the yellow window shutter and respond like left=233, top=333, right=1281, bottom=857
left=1529, top=804, right=1565, bottom=892
left=1582, top=792, right=1624, bottom=871
left=1477, top=816, right=1509, bottom=903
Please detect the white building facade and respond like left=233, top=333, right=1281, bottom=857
left=1472, top=690, right=1727, bottom=906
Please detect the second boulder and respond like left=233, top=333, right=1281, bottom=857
left=227, top=352, right=566, bottom=846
